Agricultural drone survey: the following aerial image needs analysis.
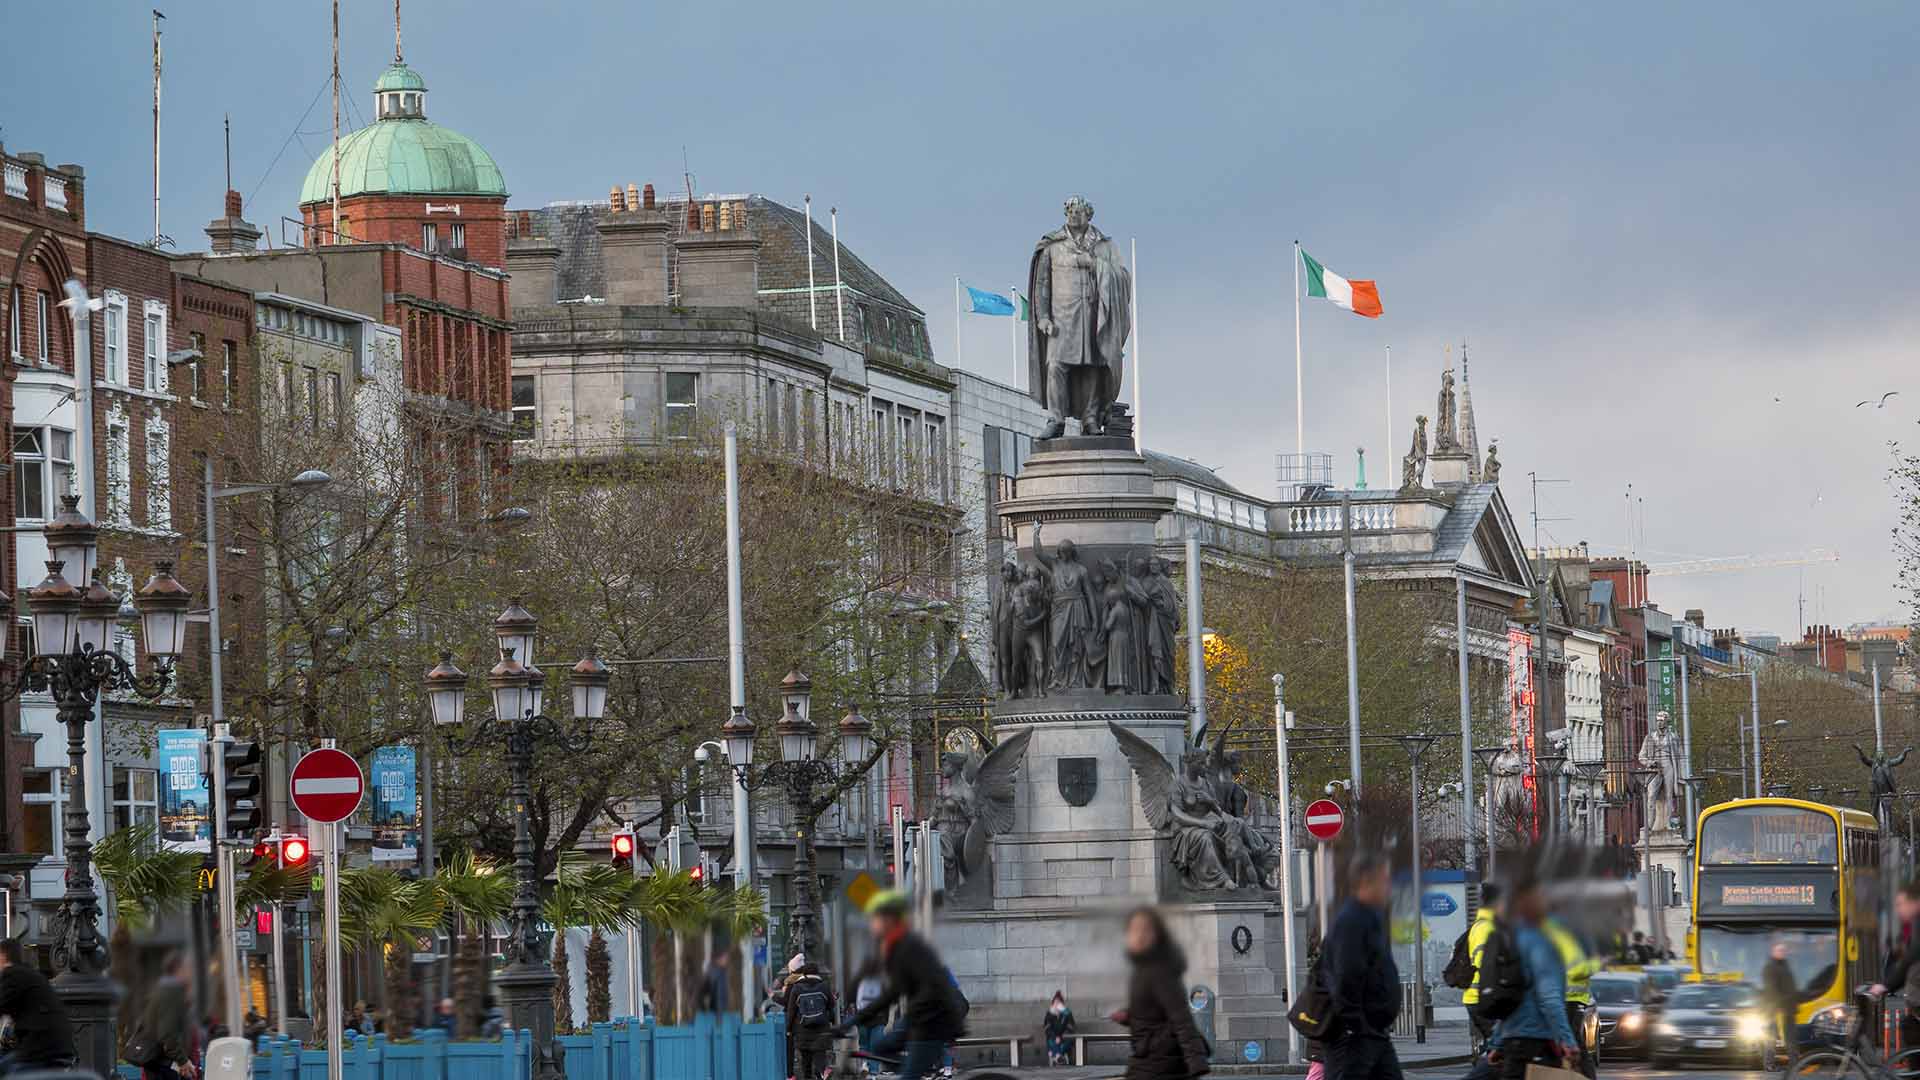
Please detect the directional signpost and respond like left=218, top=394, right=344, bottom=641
left=293, top=744, right=362, bottom=1080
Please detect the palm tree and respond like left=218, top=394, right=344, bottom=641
left=434, top=851, right=511, bottom=1037
left=338, top=867, right=447, bottom=1040
left=541, top=853, right=636, bottom=1033
left=94, top=824, right=202, bottom=1048
left=623, top=869, right=709, bottom=1022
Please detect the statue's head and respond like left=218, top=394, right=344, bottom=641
left=1656, top=710, right=1671, bottom=731
left=1129, top=553, right=1151, bottom=576
left=1057, top=538, right=1078, bottom=560
left=1001, top=562, right=1020, bottom=583
left=940, top=752, right=966, bottom=779
left=1024, top=563, right=1044, bottom=583
left=1154, top=556, right=1173, bottom=575
left=1063, top=195, right=1094, bottom=228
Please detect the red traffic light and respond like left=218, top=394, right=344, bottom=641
left=688, top=863, right=704, bottom=885
left=611, top=832, right=636, bottom=858
left=280, top=835, right=310, bottom=867
left=256, top=908, right=273, bottom=934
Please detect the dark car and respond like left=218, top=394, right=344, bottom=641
left=1643, top=964, right=1692, bottom=994
left=1592, top=972, right=1658, bottom=1058
left=1649, top=982, right=1771, bottom=1069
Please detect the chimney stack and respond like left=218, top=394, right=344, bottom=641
left=505, top=210, right=561, bottom=312
left=204, top=188, right=261, bottom=255
left=598, top=185, right=672, bottom=305
left=675, top=211, right=760, bottom=309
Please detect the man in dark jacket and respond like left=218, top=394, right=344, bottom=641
left=697, top=950, right=732, bottom=1014
left=0, top=939, right=75, bottom=1074
left=1323, top=853, right=1401, bottom=1080
left=1874, top=884, right=1920, bottom=1049
left=783, top=960, right=836, bottom=1080
left=1761, top=942, right=1802, bottom=1071
left=841, top=891, right=966, bottom=1080
left=127, top=952, right=197, bottom=1080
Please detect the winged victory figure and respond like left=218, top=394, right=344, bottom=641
left=929, top=729, right=1033, bottom=887
left=1109, top=721, right=1239, bottom=891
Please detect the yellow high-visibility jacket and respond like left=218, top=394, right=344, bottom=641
left=1462, top=908, right=1496, bottom=1005
left=1545, top=918, right=1601, bottom=1004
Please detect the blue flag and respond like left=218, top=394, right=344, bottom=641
left=964, top=284, right=1015, bottom=316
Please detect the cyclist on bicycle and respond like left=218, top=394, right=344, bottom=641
left=837, top=890, right=967, bottom=1080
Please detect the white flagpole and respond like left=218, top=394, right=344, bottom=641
left=1294, top=240, right=1304, bottom=457
left=954, top=277, right=963, bottom=371
left=1385, top=344, right=1393, bottom=473
left=1131, top=237, right=1141, bottom=451
left=804, top=194, right=817, bottom=329
left=831, top=206, right=845, bottom=339
left=1011, top=284, right=1021, bottom=388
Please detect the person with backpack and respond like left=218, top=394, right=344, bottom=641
left=837, top=891, right=968, bottom=1080
left=1542, top=912, right=1599, bottom=1079
left=1483, top=877, right=1577, bottom=1080
left=1322, top=853, right=1401, bottom=1080
left=783, top=959, right=836, bottom=1080
left=1447, top=884, right=1502, bottom=1046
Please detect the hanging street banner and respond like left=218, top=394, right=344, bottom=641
left=1658, top=639, right=1676, bottom=719
left=369, top=745, right=419, bottom=864
left=157, top=727, right=211, bottom=852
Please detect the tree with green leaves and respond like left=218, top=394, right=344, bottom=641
left=94, top=825, right=204, bottom=1047
left=336, top=868, right=447, bottom=1040
left=434, top=851, right=512, bottom=1037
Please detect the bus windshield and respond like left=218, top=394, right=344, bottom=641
left=1701, top=807, right=1836, bottom=864
left=1697, top=926, right=1838, bottom=994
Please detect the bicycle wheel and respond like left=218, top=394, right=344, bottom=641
left=1792, top=1051, right=1867, bottom=1080
left=1889, top=1046, right=1920, bottom=1080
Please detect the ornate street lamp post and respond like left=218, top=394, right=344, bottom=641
left=718, top=671, right=874, bottom=962
left=424, top=599, right=610, bottom=1080
left=1, top=495, right=189, bottom=1075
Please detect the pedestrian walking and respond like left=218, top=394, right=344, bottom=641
left=782, top=959, right=836, bottom=1080
left=837, top=890, right=968, bottom=1080
left=0, top=939, right=74, bottom=1075
left=698, top=950, right=733, bottom=1015
left=1874, top=883, right=1920, bottom=1047
left=1109, top=908, right=1210, bottom=1080
left=1323, top=853, right=1401, bottom=1080
left=1459, top=884, right=1502, bottom=1046
left=1043, top=991, right=1077, bottom=1066
left=1484, top=877, right=1577, bottom=1080
left=125, top=952, right=198, bottom=1080
left=1762, top=942, right=1802, bottom=1071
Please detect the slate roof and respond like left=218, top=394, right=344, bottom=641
left=1143, top=449, right=1260, bottom=500
left=1294, top=483, right=1500, bottom=567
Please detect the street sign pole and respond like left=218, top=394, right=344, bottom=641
left=210, top=722, right=243, bottom=1034
left=1305, top=799, right=1345, bottom=940
left=1271, top=677, right=1298, bottom=1066
left=291, top=740, right=362, bottom=1080
left=325, top=816, right=343, bottom=1080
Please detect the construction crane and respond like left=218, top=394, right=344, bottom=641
left=1645, top=549, right=1839, bottom=576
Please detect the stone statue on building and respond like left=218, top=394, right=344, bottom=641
left=1434, top=368, right=1458, bottom=450
left=928, top=729, right=1033, bottom=888
left=1032, top=524, right=1099, bottom=691
left=1483, top=443, right=1502, bottom=484
left=1142, top=556, right=1181, bottom=695
left=1027, top=196, right=1132, bottom=439
left=991, top=563, right=1020, bottom=694
left=1856, top=744, right=1911, bottom=804
left=1095, top=558, right=1150, bottom=693
left=1639, top=712, right=1683, bottom=833
left=1110, top=721, right=1271, bottom=892
left=1400, top=415, right=1429, bottom=492
left=1012, top=564, right=1051, bottom=697
left=1490, top=736, right=1526, bottom=813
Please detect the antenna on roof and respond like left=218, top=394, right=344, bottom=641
left=682, top=145, right=696, bottom=208
left=394, top=0, right=403, bottom=63
left=224, top=113, right=232, bottom=193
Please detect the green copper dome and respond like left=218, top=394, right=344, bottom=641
left=299, top=63, right=505, bottom=205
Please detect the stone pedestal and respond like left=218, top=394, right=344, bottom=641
left=1642, top=829, right=1691, bottom=955
left=1428, top=449, right=1475, bottom=488
left=939, top=434, right=1286, bottom=1061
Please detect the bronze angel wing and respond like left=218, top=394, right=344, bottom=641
left=1108, top=720, right=1176, bottom=832
left=962, top=729, right=1032, bottom=875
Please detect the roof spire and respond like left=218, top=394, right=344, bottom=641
left=1459, top=339, right=1482, bottom=481
left=394, top=0, right=403, bottom=62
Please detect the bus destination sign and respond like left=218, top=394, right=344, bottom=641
left=1719, top=882, right=1817, bottom=907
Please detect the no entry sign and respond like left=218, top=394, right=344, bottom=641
left=291, top=748, right=364, bottom=823
left=1305, top=799, right=1345, bottom=842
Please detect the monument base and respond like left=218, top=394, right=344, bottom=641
left=1642, top=829, right=1691, bottom=956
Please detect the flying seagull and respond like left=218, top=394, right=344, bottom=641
left=1856, top=391, right=1900, bottom=408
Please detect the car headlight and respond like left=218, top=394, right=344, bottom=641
left=1619, top=1013, right=1644, bottom=1032
left=1738, top=1014, right=1771, bottom=1041
left=1654, top=1022, right=1679, bottom=1037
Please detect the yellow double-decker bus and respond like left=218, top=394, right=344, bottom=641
left=1691, top=798, right=1881, bottom=1024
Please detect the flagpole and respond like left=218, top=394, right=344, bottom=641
left=831, top=206, right=845, bottom=340
left=804, top=194, right=817, bottom=330
left=1385, top=343, right=1393, bottom=476
left=1011, top=284, right=1021, bottom=389
left=1131, top=237, right=1141, bottom=452
left=954, top=277, right=963, bottom=371
left=1294, top=240, right=1304, bottom=458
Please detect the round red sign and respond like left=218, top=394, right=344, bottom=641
left=1304, top=798, right=1345, bottom=842
left=290, top=748, right=364, bottom=823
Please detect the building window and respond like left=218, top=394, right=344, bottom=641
left=282, top=362, right=298, bottom=419
left=22, top=769, right=58, bottom=856
left=187, top=332, right=205, bottom=401
left=12, top=427, right=72, bottom=522
left=36, top=290, right=49, bottom=362
left=784, top=384, right=799, bottom=452
left=103, top=293, right=127, bottom=383
left=449, top=223, right=466, bottom=251
left=8, top=284, right=18, bottom=357
left=421, top=223, right=439, bottom=253
left=113, top=768, right=159, bottom=834
left=926, top=417, right=946, bottom=501
left=146, top=419, right=171, bottom=528
left=222, top=340, right=236, bottom=408
left=305, top=368, right=320, bottom=432
left=326, top=372, right=343, bottom=430
left=764, top=379, right=780, bottom=444
left=665, top=373, right=698, bottom=439
left=105, top=419, right=130, bottom=526
left=511, top=375, right=536, bottom=440
left=143, top=303, right=168, bottom=392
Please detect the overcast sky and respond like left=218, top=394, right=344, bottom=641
left=10, top=1, right=1917, bottom=637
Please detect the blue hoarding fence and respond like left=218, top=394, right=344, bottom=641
left=121, top=1016, right=788, bottom=1080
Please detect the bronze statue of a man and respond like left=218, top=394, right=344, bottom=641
left=1028, top=196, right=1132, bottom=439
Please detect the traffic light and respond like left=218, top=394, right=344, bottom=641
left=688, top=861, right=704, bottom=887
left=245, top=838, right=273, bottom=869
left=221, top=740, right=263, bottom=838
left=279, top=834, right=310, bottom=870
left=610, top=830, right=636, bottom=871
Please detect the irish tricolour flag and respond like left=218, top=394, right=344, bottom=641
left=1301, top=248, right=1382, bottom=318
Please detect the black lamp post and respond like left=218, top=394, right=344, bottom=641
left=0, top=495, right=190, bottom=1076
left=718, top=671, right=873, bottom=962
left=424, top=598, right=611, bottom=1080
